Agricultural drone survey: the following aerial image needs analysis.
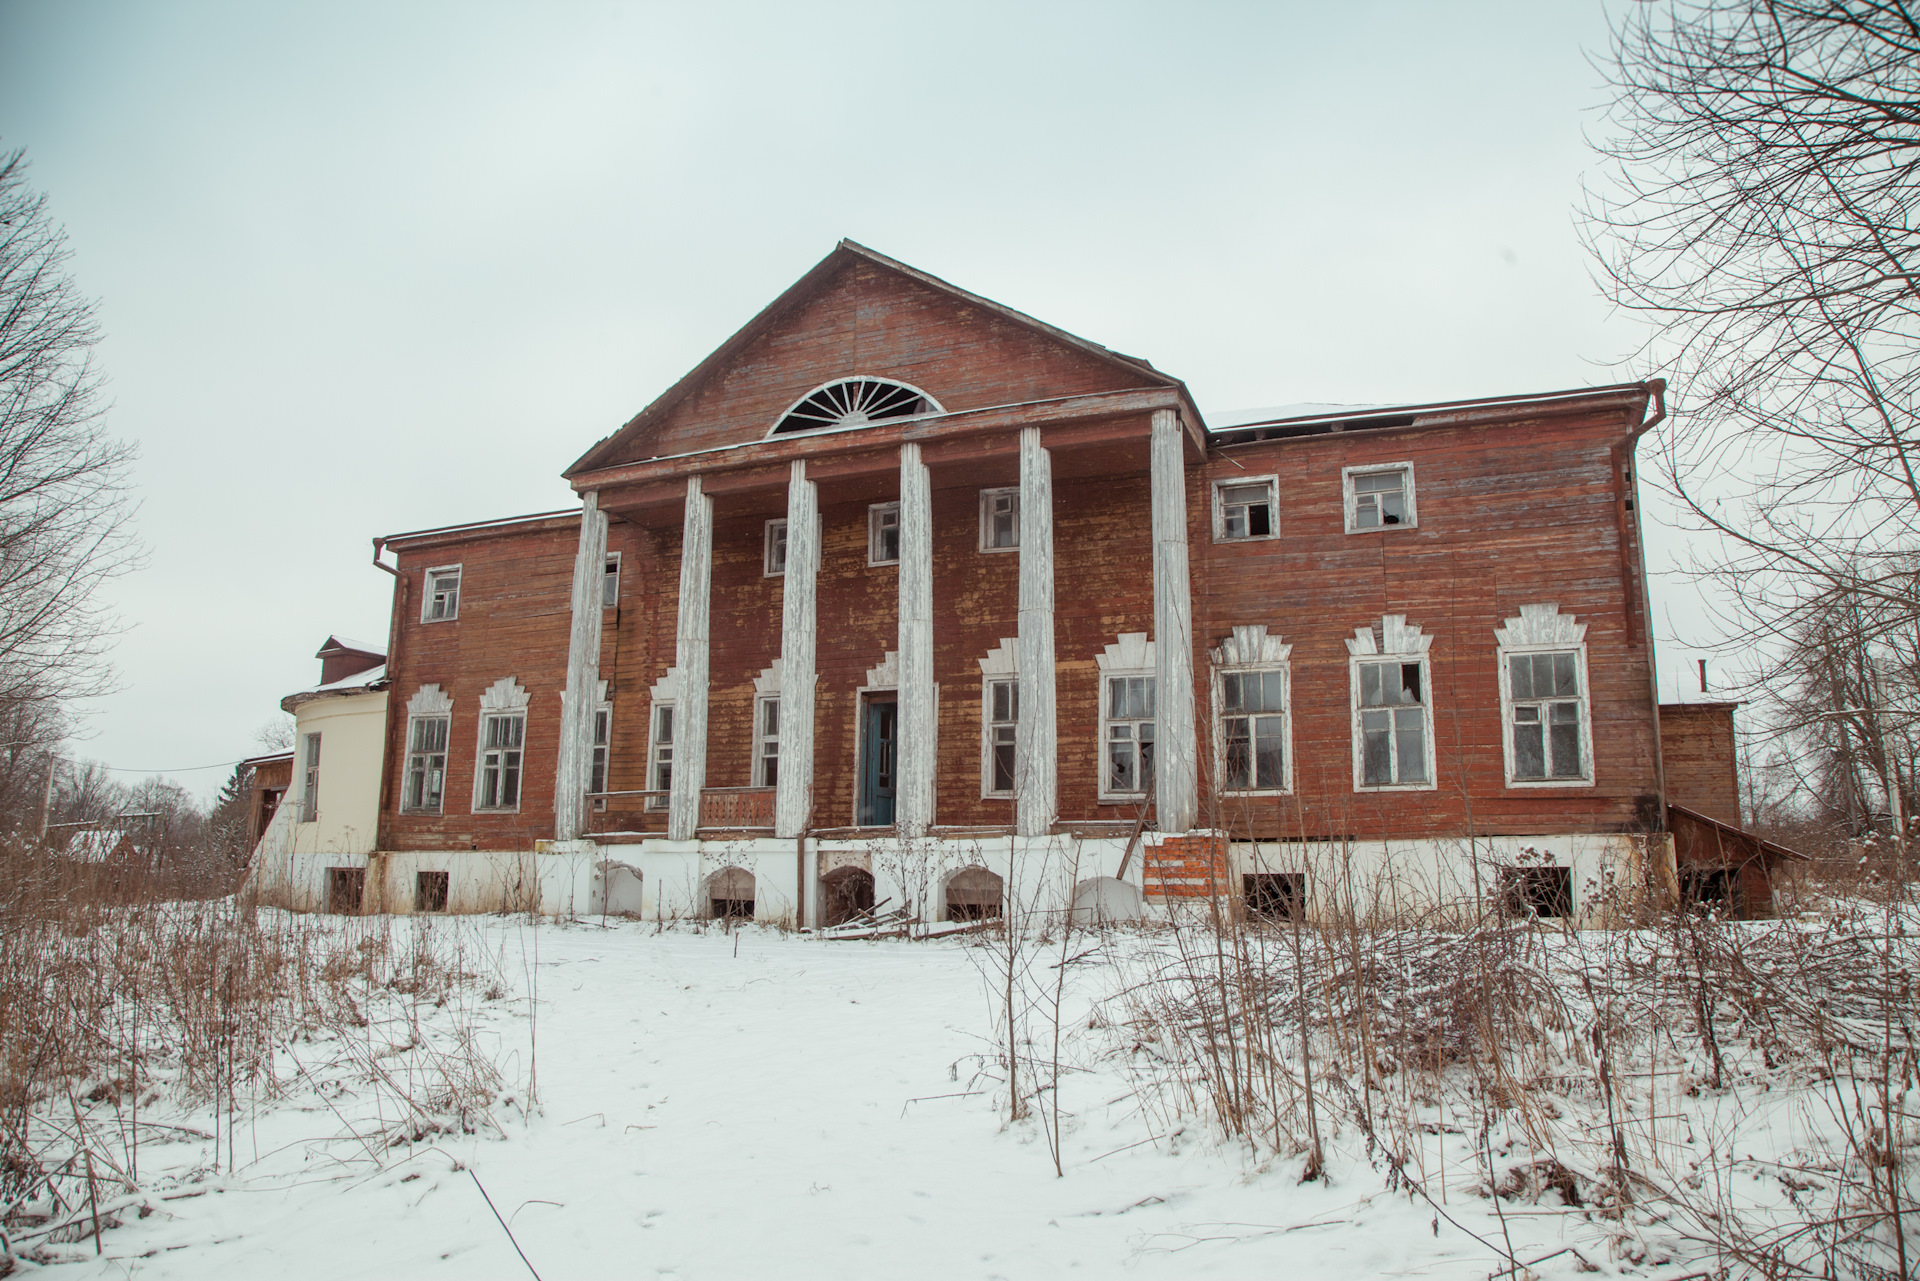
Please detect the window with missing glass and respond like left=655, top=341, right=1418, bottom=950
left=422, top=565, right=462, bottom=621
left=602, top=553, right=621, bottom=607
left=403, top=715, right=449, bottom=813
left=980, top=488, right=1018, bottom=551
left=764, top=519, right=787, bottom=576
left=984, top=676, right=1018, bottom=796
left=1220, top=668, right=1289, bottom=792
left=1213, top=477, right=1278, bottom=541
left=1354, top=659, right=1431, bottom=788
left=1103, top=675, right=1156, bottom=798
left=474, top=712, right=525, bottom=811
left=647, top=703, right=674, bottom=809
left=868, top=503, right=900, bottom=566
left=1343, top=464, right=1417, bottom=533
left=590, top=707, right=611, bottom=803
left=755, top=696, right=780, bottom=787
left=1505, top=651, right=1589, bottom=783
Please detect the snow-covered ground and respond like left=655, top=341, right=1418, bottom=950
left=23, top=916, right=1845, bottom=1280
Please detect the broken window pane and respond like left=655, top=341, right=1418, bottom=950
left=1351, top=468, right=1409, bottom=530
left=1218, top=481, right=1276, bottom=540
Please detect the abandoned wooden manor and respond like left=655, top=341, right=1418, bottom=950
left=245, top=241, right=1789, bottom=925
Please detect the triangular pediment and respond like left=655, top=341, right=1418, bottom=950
left=566, top=241, right=1179, bottom=476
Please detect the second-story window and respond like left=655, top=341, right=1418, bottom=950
left=765, top=519, right=788, bottom=576
left=475, top=712, right=525, bottom=810
left=755, top=696, right=780, bottom=787
left=647, top=703, right=674, bottom=810
left=984, top=676, right=1018, bottom=796
left=1214, top=477, right=1278, bottom=541
left=869, top=503, right=900, bottom=565
left=423, top=566, right=462, bottom=621
left=980, top=488, right=1018, bottom=551
left=591, top=707, right=611, bottom=797
left=1220, top=668, right=1289, bottom=792
left=602, top=553, right=621, bottom=607
left=1104, top=675, right=1156, bottom=797
left=1344, top=463, right=1418, bottom=532
left=1355, top=659, right=1429, bottom=787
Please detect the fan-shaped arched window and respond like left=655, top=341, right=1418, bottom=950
left=771, top=377, right=942, bottom=436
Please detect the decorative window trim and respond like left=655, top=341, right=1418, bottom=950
left=601, top=552, right=621, bottom=608
left=978, top=639, right=1018, bottom=799
left=1096, top=633, right=1157, bottom=802
left=768, top=376, right=944, bottom=439
left=1346, top=615, right=1438, bottom=792
left=1495, top=603, right=1596, bottom=789
left=868, top=503, right=901, bottom=567
left=646, top=667, right=682, bottom=811
left=764, top=519, right=788, bottom=577
left=402, top=684, right=453, bottom=815
left=1342, top=462, right=1419, bottom=534
left=978, top=488, right=1019, bottom=553
left=471, top=678, right=529, bottom=813
left=421, top=564, right=462, bottom=622
left=1210, top=625, right=1294, bottom=796
left=1211, top=475, right=1280, bottom=543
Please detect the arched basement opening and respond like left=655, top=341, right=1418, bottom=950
left=820, top=866, right=876, bottom=927
left=944, top=866, right=1003, bottom=922
left=708, top=867, right=755, bottom=920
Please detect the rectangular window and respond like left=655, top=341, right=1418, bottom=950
left=415, top=870, right=450, bottom=912
left=423, top=565, right=462, bottom=621
left=327, top=866, right=364, bottom=914
left=1500, top=865, right=1572, bottom=919
left=1356, top=660, right=1429, bottom=787
left=475, top=712, right=525, bottom=810
left=602, top=553, right=620, bottom=608
left=1244, top=872, right=1305, bottom=921
left=590, top=707, right=611, bottom=798
left=756, top=696, right=780, bottom=787
left=1214, top=477, right=1278, bottom=541
left=301, top=732, right=321, bottom=822
left=647, top=703, right=674, bottom=809
left=765, top=519, right=788, bottom=576
left=984, top=677, right=1018, bottom=796
left=1344, top=464, right=1417, bottom=533
left=1221, top=669, right=1289, bottom=791
left=403, top=716, right=449, bottom=813
left=1104, top=675, right=1156, bottom=796
left=1508, top=651, right=1586, bottom=781
left=979, top=488, right=1018, bottom=552
left=869, top=503, right=901, bottom=565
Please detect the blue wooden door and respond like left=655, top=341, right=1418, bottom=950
left=860, top=697, right=897, bottom=826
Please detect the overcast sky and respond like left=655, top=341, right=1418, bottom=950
left=0, top=0, right=1723, bottom=801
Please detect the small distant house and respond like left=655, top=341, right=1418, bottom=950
left=1658, top=701, right=1804, bottom=916
left=240, top=751, right=294, bottom=846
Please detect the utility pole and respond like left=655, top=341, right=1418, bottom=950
left=37, top=752, right=57, bottom=843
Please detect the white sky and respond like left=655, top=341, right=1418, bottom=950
left=0, top=0, right=1728, bottom=801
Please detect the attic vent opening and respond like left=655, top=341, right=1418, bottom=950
left=772, top=377, right=941, bottom=436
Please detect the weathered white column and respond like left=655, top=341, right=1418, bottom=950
left=775, top=461, right=818, bottom=838
left=668, top=476, right=713, bottom=842
left=896, top=442, right=936, bottom=836
left=554, top=491, right=609, bottom=840
left=1016, top=427, right=1057, bottom=837
left=1150, top=409, right=1198, bottom=834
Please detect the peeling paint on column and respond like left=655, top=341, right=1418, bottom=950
left=554, top=490, right=608, bottom=840
left=896, top=442, right=935, bottom=836
left=1016, top=426, right=1057, bottom=837
left=1151, top=409, right=1198, bottom=834
left=775, top=460, right=818, bottom=837
left=669, top=476, right=712, bottom=841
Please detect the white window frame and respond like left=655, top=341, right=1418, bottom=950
left=421, top=564, right=462, bottom=622
left=1215, top=668, right=1293, bottom=795
left=1095, top=634, right=1157, bottom=803
left=1211, top=474, right=1280, bottom=543
left=1342, top=462, right=1419, bottom=534
left=471, top=677, right=529, bottom=813
left=300, top=732, right=321, bottom=822
left=754, top=694, right=780, bottom=787
left=978, top=488, right=1019, bottom=553
left=1346, top=616, right=1437, bottom=793
left=402, top=713, right=450, bottom=814
left=1211, top=626, right=1294, bottom=796
left=646, top=701, right=674, bottom=810
left=982, top=675, right=1018, bottom=798
left=1495, top=604, right=1596, bottom=789
left=764, top=519, right=788, bottom=577
left=590, top=704, right=612, bottom=809
left=868, top=502, right=900, bottom=566
left=601, top=552, right=621, bottom=608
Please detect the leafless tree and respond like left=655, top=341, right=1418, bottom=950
left=0, top=146, right=137, bottom=718
left=1583, top=2, right=1920, bottom=646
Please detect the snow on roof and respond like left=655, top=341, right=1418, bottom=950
left=321, top=635, right=387, bottom=657
left=313, top=663, right=387, bottom=693
left=1206, top=402, right=1396, bottom=431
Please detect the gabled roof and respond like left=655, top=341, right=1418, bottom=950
left=317, top=634, right=386, bottom=660
left=564, top=240, right=1186, bottom=477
